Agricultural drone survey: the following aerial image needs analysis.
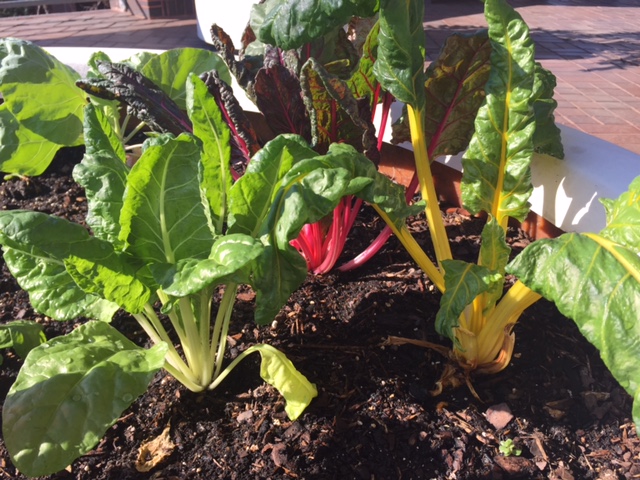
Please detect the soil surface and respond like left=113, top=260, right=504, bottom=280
left=0, top=149, right=638, bottom=480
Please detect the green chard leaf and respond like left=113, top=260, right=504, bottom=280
left=600, top=176, right=640, bottom=253
left=64, top=252, right=152, bottom=314
left=199, top=70, right=261, bottom=163
left=228, top=134, right=317, bottom=237
left=140, top=48, right=232, bottom=111
left=478, top=217, right=511, bottom=311
left=73, top=104, right=129, bottom=245
left=119, top=134, right=215, bottom=265
left=151, top=234, right=264, bottom=297
left=3, top=321, right=168, bottom=477
left=0, top=211, right=119, bottom=321
left=436, top=259, right=503, bottom=341
left=374, top=0, right=426, bottom=110
left=508, top=175, right=640, bottom=429
left=0, top=39, right=86, bottom=175
left=532, top=62, right=564, bottom=159
left=252, top=0, right=379, bottom=51
left=461, top=0, right=537, bottom=226
left=0, top=320, right=46, bottom=359
left=187, top=74, right=234, bottom=234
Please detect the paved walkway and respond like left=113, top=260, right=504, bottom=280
left=0, top=1, right=639, bottom=155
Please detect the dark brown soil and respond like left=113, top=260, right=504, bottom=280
left=0, top=148, right=638, bottom=480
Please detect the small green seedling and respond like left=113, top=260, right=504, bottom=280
left=499, top=438, right=522, bottom=457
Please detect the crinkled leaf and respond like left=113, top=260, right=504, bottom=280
left=347, top=22, right=380, bottom=109
left=0, top=321, right=46, bottom=359
left=532, top=62, right=564, bottom=159
left=119, top=134, right=214, bottom=265
left=210, top=25, right=259, bottom=93
left=0, top=39, right=86, bottom=175
left=461, top=0, right=536, bottom=225
left=3, top=321, right=168, bottom=477
left=2, top=248, right=119, bottom=322
left=245, top=344, right=317, bottom=420
left=200, top=70, right=260, bottom=167
left=186, top=74, right=233, bottom=234
left=478, top=217, right=510, bottom=311
left=507, top=231, right=640, bottom=430
left=76, top=61, right=192, bottom=135
left=73, top=104, right=129, bottom=245
left=301, top=57, right=379, bottom=161
left=228, top=134, right=317, bottom=237
left=140, top=48, right=231, bottom=111
left=64, top=253, right=152, bottom=314
left=252, top=0, right=378, bottom=51
left=0, top=211, right=119, bottom=321
left=305, top=26, right=360, bottom=79
left=255, top=63, right=311, bottom=141
left=423, top=32, right=492, bottom=158
left=152, top=234, right=264, bottom=297
left=374, top=0, right=426, bottom=110
left=81, top=102, right=126, bottom=161
left=600, top=176, right=640, bottom=254
left=436, top=259, right=503, bottom=341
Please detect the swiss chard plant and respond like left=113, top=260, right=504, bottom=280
left=249, top=0, right=566, bottom=376
left=0, top=59, right=417, bottom=475
left=209, top=18, right=392, bottom=274
left=269, top=0, right=640, bottom=431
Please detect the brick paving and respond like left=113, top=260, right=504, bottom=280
left=0, top=1, right=639, bottom=155
left=425, top=0, right=640, bottom=155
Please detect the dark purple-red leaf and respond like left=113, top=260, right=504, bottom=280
left=76, top=61, right=191, bottom=136
left=200, top=70, right=260, bottom=174
left=255, top=64, right=311, bottom=142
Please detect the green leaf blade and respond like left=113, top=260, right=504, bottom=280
left=228, top=134, right=317, bottom=237
left=600, top=176, right=640, bottom=254
left=119, top=134, right=214, bottom=265
left=252, top=0, right=378, bottom=51
left=73, top=104, right=129, bottom=245
left=508, top=233, right=640, bottom=426
left=3, top=321, right=168, bottom=477
left=373, top=0, right=426, bottom=110
left=0, top=39, right=86, bottom=175
left=155, top=234, right=264, bottom=297
left=532, top=62, right=564, bottom=159
left=141, top=48, right=231, bottom=111
left=187, top=74, right=233, bottom=233
left=0, top=211, right=119, bottom=321
left=0, top=321, right=46, bottom=359
left=460, top=0, right=537, bottom=226
left=436, top=259, right=502, bottom=341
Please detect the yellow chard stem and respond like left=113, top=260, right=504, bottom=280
left=374, top=205, right=445, bottom=293
left=407, top=105, right=452, bottom=267
left=476, top=280, right=541, bottom=364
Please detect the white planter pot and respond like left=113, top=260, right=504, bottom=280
left=195, top=0, right=256, bottom=46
